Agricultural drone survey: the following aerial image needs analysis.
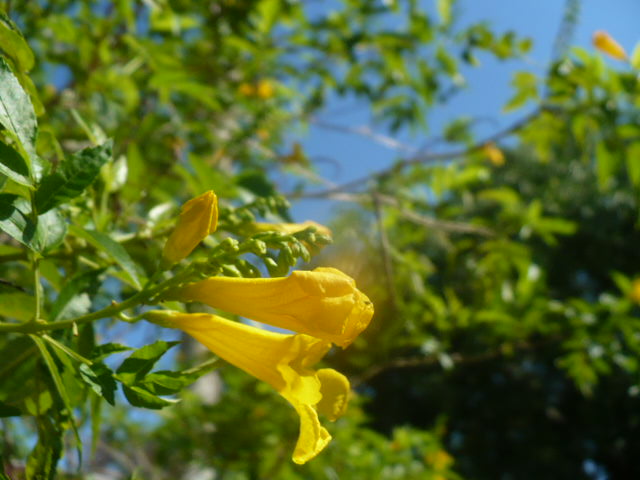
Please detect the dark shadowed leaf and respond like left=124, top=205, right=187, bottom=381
left=35, top=140, right=112, bottom=213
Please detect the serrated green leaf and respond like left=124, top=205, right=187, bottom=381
left=79, top=362, right=117, bottom=405
left=49, top=268, right=104, bottom=322
left=0, top=13, right=35, bottom=72
left=36, top=207, right=67, bottom=253
left=0, top=56, right=36, bottom=169
left=70, top=225, right=143, bottom=289
left=35, top=140, right=113, bottom=213
left=0, top=193, right=37, bottom=248
left=90, top=342, right=132, bottom=361
left=122, top=384, right=179, bottom=409
left=116, top=340, right=180, bottom=385
left=0, top=140, right=31, bottom=186
left=141, top=368, right=211, bottom=396
left=0, top=194, right=67, bottom=252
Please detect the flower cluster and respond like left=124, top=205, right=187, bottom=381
left=147, top=191, right=374, bottom=464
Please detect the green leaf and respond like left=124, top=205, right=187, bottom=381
left=122, top=384, right=179, bottom=409
left=626, top=142, right=640, bottom=188
left=49, top=268, right=104, bottom=322
left=25, top=416, right=63, bottom=480
left=0, top=12, right=35, bottom=72
left=116, top=340, right=180, bottom=385
left=0, top=56, right=36, bottom=167
left=70, top=226, right=143, bottom=289
left=0, top=140, right=32, bottom=186
left=437, top=0, right=453, bottom=26
left=503, top=71, right=538, bottom=112
left=0, top=291, right=35, bottom=321
left=30, top=335, right=83, bottom=464
left=0, top=194, right=67, bottom=252
left=596, top=141, right=618, bottom=190
left=79, top=362, right=117, bottom=405
left=36, top=208, right=67, bottom=253
left=0, top=193, right=36, bottom=249
left=90, top=342, right=132, bottom=361
left=35, top=140, right=113, bottom=213
left=630, top=41, right=640, bottom=70
left=141, top=369, right=208, bottom=396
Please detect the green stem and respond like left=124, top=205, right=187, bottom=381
left=0, top=265, right=193, bottom=335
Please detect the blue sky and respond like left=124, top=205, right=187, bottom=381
left=291, top=0, right=640, bottom=222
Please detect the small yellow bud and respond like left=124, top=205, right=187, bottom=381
left=483, top=142, right=505, bottom=166
left=593, top=30, right=627, bottom=61
left=256, top=79, right=275, bottom=99
left=238, top=82, right=255, bottom=97
left=162, top=190, right=218, bottom=264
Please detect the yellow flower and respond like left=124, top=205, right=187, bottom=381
left=593, top=30, right=627, bottom=61
left=238, top=82, right=255, bottom=97
left=630, top=279, right=640, bottom=304
left=162, top=190, right=218, bottom=264
left=483, top=142, right=505, bottom=166
left=256, top=79, right=275, bottom=99
left=250, top=220, right=332, bottom=239
left=144, top=310, right=350, bottom=464
left=163, top=267, right=373, bottom=348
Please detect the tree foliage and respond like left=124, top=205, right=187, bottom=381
left=1, top=0, right=639, bottom=479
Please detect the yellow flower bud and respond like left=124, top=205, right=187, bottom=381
left=238, top=82, right=255, bottom=97
left=593, top=30, right=627, bottom=61
left=162, top=190, right=218, bottom=264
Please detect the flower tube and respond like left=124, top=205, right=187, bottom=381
left=145, top=310, right=350, bottom=464
left=163, top=267, right=373, bottom=348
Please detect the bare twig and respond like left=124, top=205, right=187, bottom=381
left=294, top=107, right=544, bottom=199
left=373, top=193, right=398, bottom=310
left=310, top=118, right=416, bottom=153
left=352, top=335, right=565, bottom=387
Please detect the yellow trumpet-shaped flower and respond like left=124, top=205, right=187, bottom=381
left=144, top=310, right=350, bottom=464
left=163, top=267, right=373, bottom=348
left=593, top=30, right=627, bottom=61
left=249, top=220, right=332, bottom=238
left=162, top=190, right=218, bottom=264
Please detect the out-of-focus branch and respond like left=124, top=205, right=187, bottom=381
left=373, top=193, right=398, bottom=310
left=310, top=118, right=416, bottom=153
left=294, top=107, right=545, bottom=199
left=352, top=334, right=565, bottom=387
left=325, top=191, right=495, bottom=237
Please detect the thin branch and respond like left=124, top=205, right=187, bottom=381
left=310, top=118, right=416, bottom=153
left=372, top=193, right=398, bottom=310
left=321, top=191, right=495, bottom=237
left=294, top=107, right=545, bottom=199
left=352, top=334, right=565, bottom=387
